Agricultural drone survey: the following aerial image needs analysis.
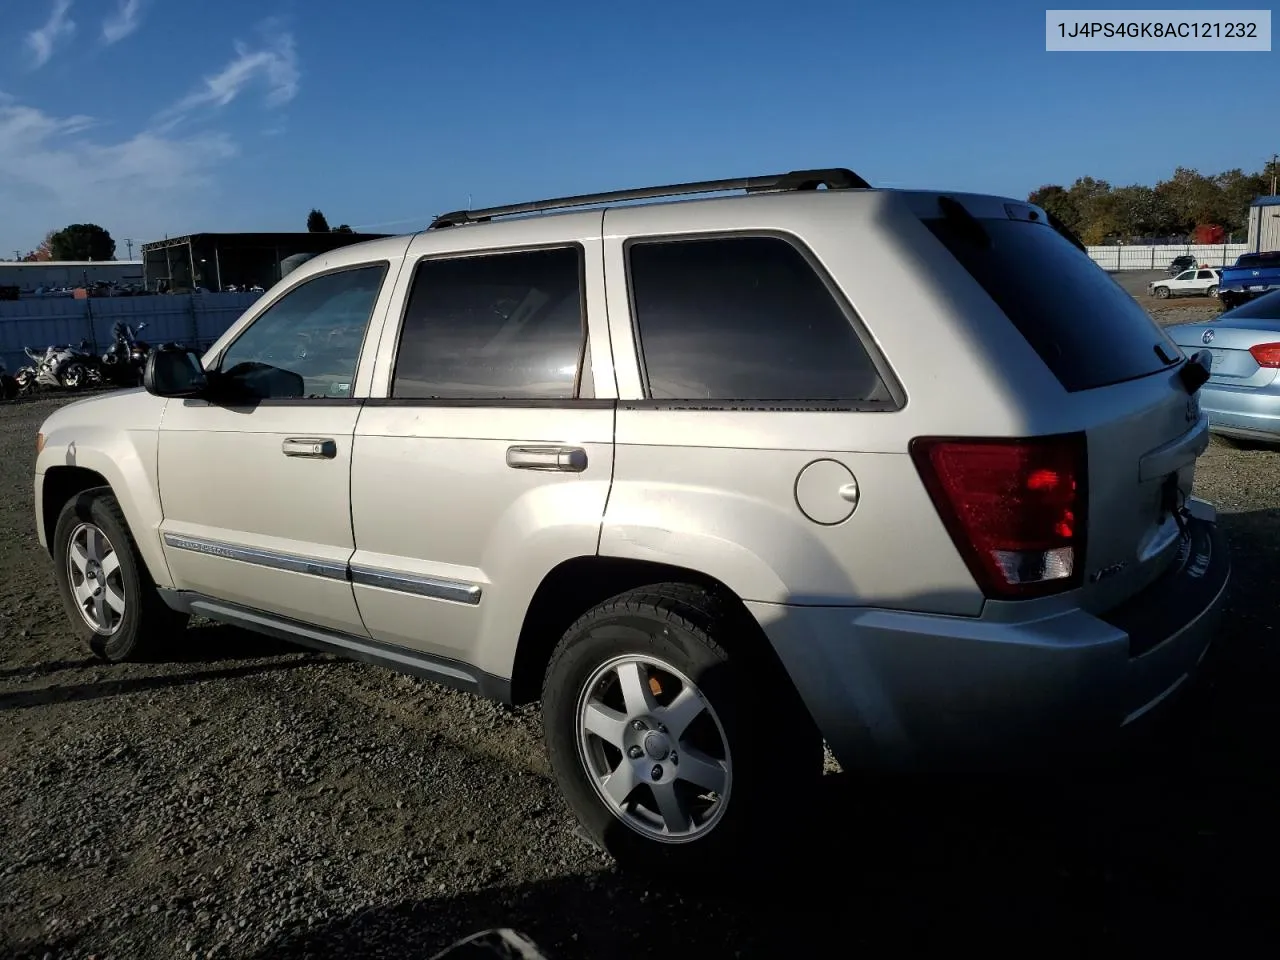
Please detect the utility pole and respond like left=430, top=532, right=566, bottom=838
left=123, top=238, right=135, bottom=260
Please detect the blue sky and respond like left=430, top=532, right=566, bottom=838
left=0, top=0, right=1276, bottom=256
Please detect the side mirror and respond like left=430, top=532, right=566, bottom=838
left=144, top=347, right=208, bottom=398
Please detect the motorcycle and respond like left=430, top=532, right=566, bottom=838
left=101, top=321, right=153, bottom=386
left=23, top=340, right=104, bottom=391
left=0, top=359, right=19, bottom=401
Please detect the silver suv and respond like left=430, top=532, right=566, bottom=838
left=33, top=169, right=1230, bottom=871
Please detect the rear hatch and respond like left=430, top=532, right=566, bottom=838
left=914, top=195, right=1208, bottom=614
left=1167, top=312, right=1280, bottom=389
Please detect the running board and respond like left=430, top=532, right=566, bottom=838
left=156, top=589, right=512, bottom=703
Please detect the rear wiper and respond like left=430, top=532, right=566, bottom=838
left=937, top=195, right=991, bottom=249
left=1044, top=209, right=1088, bottom=254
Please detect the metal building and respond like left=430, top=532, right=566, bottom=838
left=1246, top=196, right=1280, bottom=254
left=141, top=232, right=391, bottom=294
left=0, top=260, right=144, bottom=293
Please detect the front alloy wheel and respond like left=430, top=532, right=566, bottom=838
left=577, top=654, right=731, bottom=842
left=65, top=521, right=127, bottom=635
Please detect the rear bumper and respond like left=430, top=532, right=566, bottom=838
left=1199, top=380, right=1280, bottom=440
left=749, top=508, right=1230, bottom=772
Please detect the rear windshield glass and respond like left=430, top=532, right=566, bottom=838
left=1235, top=252, right=1280, bottom=268
left=924, top=217, right=1181, bottom=392
left=1222, top=288, right=1280, bottom=319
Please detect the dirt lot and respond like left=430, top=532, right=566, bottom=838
left=2, top=286, right=1278, bottom=957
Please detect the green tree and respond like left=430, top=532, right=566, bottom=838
left=1108, top=185, right=1176, bottom=238
left=333, top=223, right=354, bottom=234
left=48, top=224, right=116, bottom=261
left=307, top=208, right=331, bottom=232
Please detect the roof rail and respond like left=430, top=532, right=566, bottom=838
left=427, top=167, right=870, bottom=229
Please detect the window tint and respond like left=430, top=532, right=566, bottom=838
left=1176, top=271, right=1195, bottom=281
left=391, top=247, right=585, bottom=399
left=627, top=236, right=890, bottom=402
left=924, top=217, right=1180, bottom=392
left=217, top=264, right=386, bottom=399
left=1197, top=270, right=1215, bottom=280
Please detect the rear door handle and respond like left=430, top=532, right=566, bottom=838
left=505, top=445, right=588, bottom=472
left=282, top=438, right=337, bottom=459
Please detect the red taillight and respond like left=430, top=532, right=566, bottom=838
left=910, top=433, right=1088, bottom=600
left=1249, top=343, right=1280, bottom=368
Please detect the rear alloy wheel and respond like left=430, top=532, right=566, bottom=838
left=1207, top=285, right=1219, bottom=299
left=1154, top=286, right=1171, bottom=299
left=542, top=583, right=822, bottom=874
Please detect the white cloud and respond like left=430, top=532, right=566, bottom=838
left=26, top=0, right=77, bottom=69
left=102, top=0, right=146, bottom=45
left=0, top=94, right=237, bottom=250
left=155, top=27, right=299, bottom=128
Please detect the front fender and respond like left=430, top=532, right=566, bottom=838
left=36, top=421, right=173, bottom=589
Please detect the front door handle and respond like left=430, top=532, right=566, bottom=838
left=506, top=445, right=588, bottom=472
left=283, top=438, right=337, bottom=459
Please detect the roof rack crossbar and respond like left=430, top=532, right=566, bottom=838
left=428, top=167, right=870, bottom=229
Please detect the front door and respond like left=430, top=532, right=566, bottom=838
left=157, top=260, right=395, bottom=635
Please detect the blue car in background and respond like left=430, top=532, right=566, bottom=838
left=1166, top=288, right=1280, bottom=444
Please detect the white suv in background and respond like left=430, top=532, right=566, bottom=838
left=1151, top=267, right=1221, bottom=299
left=34, top=168, right=1230, bottom=872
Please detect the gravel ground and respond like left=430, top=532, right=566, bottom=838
left=3, top=301, right=1279, bottom=956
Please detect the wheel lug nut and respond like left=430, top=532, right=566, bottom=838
left=631, top=720, right=646, bottom=731
left=669, top=752, right=678, bottom=764
left=657, top=724, right=667, bottom=733
left=650, top=765, right=662, bottom=781
left=627, top=746, right=642, bottom=759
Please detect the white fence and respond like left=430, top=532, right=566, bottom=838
left=0, top=292, right=262, bottom=374
left=1086, top=244, right=1250, bottom=271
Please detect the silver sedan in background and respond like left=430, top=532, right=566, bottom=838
left=1166, top=289, right=1280, bottom=445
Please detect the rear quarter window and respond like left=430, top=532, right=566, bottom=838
left=925, top=216, right=1182, bottom=392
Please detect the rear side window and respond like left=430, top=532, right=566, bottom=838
left=627, top=236, right=891, bottom=403
left=925, top=217, right=1180, bottom=392
left=391, top=246, right=586, bottom=400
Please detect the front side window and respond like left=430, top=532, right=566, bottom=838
left=391, top=246, right=585, bottom=400
left=627, top=235, right=890, bottom=402
left=216, top=264, right=387, bottom=399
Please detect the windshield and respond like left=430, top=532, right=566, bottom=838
left=924, top=216, right=1182, bottom=392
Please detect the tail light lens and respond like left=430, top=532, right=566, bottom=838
left=1249, top=343, right=1280, bottom=368
left=910, top=433, right=1088, bottom=600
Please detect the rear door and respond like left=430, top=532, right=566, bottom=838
left=919, top=198, right=1207, bottom=613
left=350, top=213, right=616, bottom=678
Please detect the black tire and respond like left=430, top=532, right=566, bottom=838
left=1154, top=286, right=1171, bottom=300
left=60, top=362, right=86, bottom=389
left=1207, top=285, right=1219, bottom=299
left=51, top=487, right=188, bottom=661
left=0, top=374, right=16, bottom=402
left=541, top=582, right=822, bottom=874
